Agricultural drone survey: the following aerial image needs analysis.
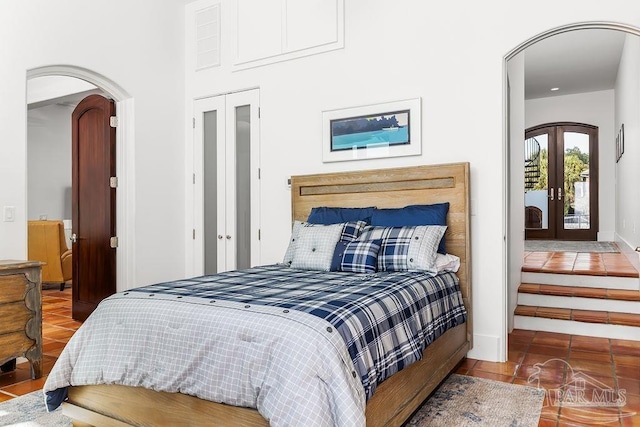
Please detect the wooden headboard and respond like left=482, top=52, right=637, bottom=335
left=291, top=162, right=472, bottom=345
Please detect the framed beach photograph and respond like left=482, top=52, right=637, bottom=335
left=322, top=98, right=421, bottom=162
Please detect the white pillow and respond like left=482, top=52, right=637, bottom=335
left=435, top=253, right=460, bottom=273
left=289, top=223, right=344, bottom=271
left=283, top=220, right=305, bottom=265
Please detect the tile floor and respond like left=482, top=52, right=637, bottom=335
left=523, top=251, right=639, bottom=277
left=458, top=329, right=640, bottom=426
left=1, top=285, right=639, bottom=426
left=0, top=287, right=80, bottom=403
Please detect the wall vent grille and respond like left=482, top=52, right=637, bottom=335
left=195, top=5, right=221, bottom=70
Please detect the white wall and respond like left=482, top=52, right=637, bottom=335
left=184, top=0, right=640, bottom=362
left=0, top=0, right=186, bottom=288
left=525, top=90, right=616, bottom=241
left=614, top=34, right=640, bottom=251
left=27, top=104, right=73, bottom=221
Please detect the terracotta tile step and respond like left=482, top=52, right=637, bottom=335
left=518, top=283, right=640, bottom=301
left=514, top=305, right=640, bottom=327
left=521, top=251, right=639, bottom=278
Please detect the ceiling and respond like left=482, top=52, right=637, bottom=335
left=27, top=76, right=104, bottom=110
left=524, top=29, right=627, bottom=100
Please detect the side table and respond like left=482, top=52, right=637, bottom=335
left=0, top=260, right=43, bottom=379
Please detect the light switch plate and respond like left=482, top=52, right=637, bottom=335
left=3, top=206, right=15, bottom=222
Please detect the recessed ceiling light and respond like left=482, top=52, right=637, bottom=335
left=550, top=87, right=560, bottom=91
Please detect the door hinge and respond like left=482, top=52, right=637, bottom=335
left=193, top=173, right=196, bottom=184
left=110, top=177, right=118, bottom=188
left=193, top=117, right=196, bottom=128
left=193, top=229, right=196, bottom=239
left=258, top=229, right=261, bottom=240
left=258, top=107, right=261, bottom=119
left=110, top=116, right=119, bottom=128
left=258, top=168, right=261, bottom=179
left=110, top=236, right=119, bottom=248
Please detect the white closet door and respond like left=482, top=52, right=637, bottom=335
left=193, top=89, right=260, bottom=275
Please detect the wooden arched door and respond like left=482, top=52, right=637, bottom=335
left=71, top=94, right=117, bottom=321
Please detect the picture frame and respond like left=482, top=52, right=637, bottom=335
left=620, top=123, right=624, bottom=160
left=616, top=124, right=624, bottom=162
left=322, top=98, right=421, bottom=162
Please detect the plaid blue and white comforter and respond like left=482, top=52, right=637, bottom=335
left=44, top=265, right=466, bottom=427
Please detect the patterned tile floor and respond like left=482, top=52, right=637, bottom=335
left=1, top=285, right=638, bottom=426
left=459, top=329, right=640, bottom=426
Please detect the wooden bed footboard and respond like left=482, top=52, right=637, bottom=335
left=64, top=325, right=468, bottom=427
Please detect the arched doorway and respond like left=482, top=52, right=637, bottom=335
left=26, top=65, right=135, bottom=292
left=503, top=21, right=640, bottom=337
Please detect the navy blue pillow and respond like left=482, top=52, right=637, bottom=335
left=307, top=207, right=375, bottom=225
left=330, top=239, right=382, bottom=273
left=370, top=203, right=449, bottom=254
left=330, top=241, right=349, bottom=271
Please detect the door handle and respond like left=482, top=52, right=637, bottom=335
left=549, top=188, right=554, bottom=201
left=217, top=235, right=223, bottom=239
left=70, top=233, right=78, bottom=243
left=226, top=235, right=232, bottom=240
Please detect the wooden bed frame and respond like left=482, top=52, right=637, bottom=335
left=63, top=162, right=472, bottom=427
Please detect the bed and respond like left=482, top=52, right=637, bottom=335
left=48, top=162, right=472, bottom=427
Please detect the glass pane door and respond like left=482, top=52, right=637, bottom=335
left=561, top=132, right=590, bottom=231
left=524, top=133, right=549, bottom=232
left=203, top=110, right=220, bottom=274
left=192, top=89, right=260, bottom=277
left=525, top=123, right=598, bottom=241
left=234, top=104, right=251, bottom=270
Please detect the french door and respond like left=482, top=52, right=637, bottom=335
left=524, top=123, right=598, bottom=241
left=193, top=89, right=260, bottom=274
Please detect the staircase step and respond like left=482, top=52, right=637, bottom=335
left=521, top=271, right=638, bottom=289
left=514, top=305, right=640, bottom=326
left=522, top=251, right=639, bottom=277
left=514, top=305, right=640, bottom=341
left=518, top=283, right=640, bottom=301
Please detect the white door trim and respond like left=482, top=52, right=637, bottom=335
left=26, top=65, right=135, bottom=292
left=502, top=21, right=640, bottom=359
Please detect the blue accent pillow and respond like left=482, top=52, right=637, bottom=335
left=331, top=239, right=382, bottom=273
left=340, top=220, right=368, bottom=242
left=370, top=203, right=449, bottom=254
left=307, top=207, right=375, bottom=225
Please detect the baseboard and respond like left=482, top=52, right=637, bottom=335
left=598, top=231, right=615, bottom=241
left=467, top=333, right=504, bottom=362
left=615, top=233, right=640, bottom=271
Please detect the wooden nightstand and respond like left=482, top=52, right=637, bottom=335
left=0, top=260, right=43, bottom=379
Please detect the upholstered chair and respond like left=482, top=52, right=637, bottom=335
left=27, top=220, right=72, bottom=290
